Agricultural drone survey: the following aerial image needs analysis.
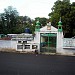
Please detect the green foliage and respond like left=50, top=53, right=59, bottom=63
left=0, top=6, right=19, bottom=34
left=48, top=0, right=75, bottom=37
left=0, top=6, right=48, bottom=35
left=35, top=17, right=48, bottom=27
left=0, top=6, right=34, bottom=34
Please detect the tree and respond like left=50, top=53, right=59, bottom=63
left=35, top=17, right=48, bottom=27
left=0, top=6, right=19, bottom=34
left=48, top=0, right=75, bottom=37
left=16, top=16, right=33, bottom=34
left=69, top=2, right=75, bottom=36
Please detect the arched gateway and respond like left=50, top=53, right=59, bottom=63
left=34, top=19, right=63, bottom=53
left=15, top=19, right=63, bottom=54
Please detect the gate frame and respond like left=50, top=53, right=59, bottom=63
left=40, top=33, right=57, bottom=53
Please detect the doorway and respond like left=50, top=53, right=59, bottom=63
left=40, top=33, right=57, bottom=53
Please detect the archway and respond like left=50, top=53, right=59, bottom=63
left=40, top=33, right=57, bottom=53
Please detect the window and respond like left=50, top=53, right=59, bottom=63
left=24, top=45, right=30, bottom=49
left=32, top=45, right=37, bottom=49
left=17, top=45, right=23, bottom=49
left=23, top=41, right=27, bottom=44
left=59, top=26, right=61, bottom=29
left=18, top=41, right=21, bottom=43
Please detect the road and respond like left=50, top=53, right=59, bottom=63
left=0, top=52, right=75, bottom=75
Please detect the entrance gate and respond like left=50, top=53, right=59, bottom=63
left=40, top=33, right=57, bottom=53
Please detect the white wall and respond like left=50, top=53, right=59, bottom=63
left=17, top=43, right=39, bottom=52
left=57, top=32, right=63, bottom=53
left=0, top=40, right=17, bottom=49
left=63, top=38, right=75, bottom=47
left=62, top=38, right=75, bottom=55
left=34, top=32, right=40, bottom=43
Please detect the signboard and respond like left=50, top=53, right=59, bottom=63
left=47, top=26, right=51, bottom=30
left=41, top=33, right=57, bottom=37
left=47, top=22, right=51, bottom=30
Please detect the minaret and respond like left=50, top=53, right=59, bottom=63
left=35, top=19, right=40, bottom=32
left=34, top=19, right=41, bottom=53
left=58, top=17, right=62, bottom=32
left=57, top=17, right=63, bottom=54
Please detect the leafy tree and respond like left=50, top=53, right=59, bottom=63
left=16, top=16, right=33, bottom=33
left=48, top=0, right=75, bottom=37
left=0, top=6, right=19, bottom=34
left=35, top=17, right=48, bottom=27
left=69, top=2, right=75, bottom=36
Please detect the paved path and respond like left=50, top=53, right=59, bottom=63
left=0, top=52, right=75, bottom=75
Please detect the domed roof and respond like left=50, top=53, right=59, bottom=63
left=36, top=20, right=41, bottom=26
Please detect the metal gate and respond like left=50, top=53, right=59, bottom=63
left=40, top=33, right=56, bottom=53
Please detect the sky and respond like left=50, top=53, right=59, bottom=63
left=0, top=0, right=75, bottom=19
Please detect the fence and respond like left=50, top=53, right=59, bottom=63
left=0, top=38, right=75, bottom=51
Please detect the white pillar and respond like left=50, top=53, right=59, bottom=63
left=57, top=32, right=63, bottom=53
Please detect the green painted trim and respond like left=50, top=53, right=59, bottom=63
left=40, top=33, right=57, bottom=53
left=41, top=33, right=57, bottom=37
left=58, top=26, right=62, bottom=32
left=35, top=20, right=41, bottom=32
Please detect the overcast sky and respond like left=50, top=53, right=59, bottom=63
left=0, top=0, right=75, bottom=19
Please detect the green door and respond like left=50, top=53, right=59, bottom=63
left=40, top=33, right=56, bottom=53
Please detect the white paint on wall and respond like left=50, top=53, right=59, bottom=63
left=57, top=32, right=63, bottom=53
left=0, top=40, right=17, bottom=49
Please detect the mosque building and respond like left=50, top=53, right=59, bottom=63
left=15, top=19, right=63, bottom=54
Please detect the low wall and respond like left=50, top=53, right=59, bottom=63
left=63, top=38, right=75, bottom=47
left=0, top=40, right=17, bottom=50
left=0, top=38, right=75, bottom=55
left=17, top=43, right=39, bottom=52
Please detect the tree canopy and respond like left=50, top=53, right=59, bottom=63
left=35, top=17, right=48, bottom=27
left=0, top=6, right=33, bottom=34
left=0, top=6, right=19, bottom=34
left=0, top=1, right=75, bottom=38
left=48, top=0, right=75, bottom=37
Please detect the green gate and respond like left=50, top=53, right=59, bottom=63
left=40, top=33, right=57, bottom=53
